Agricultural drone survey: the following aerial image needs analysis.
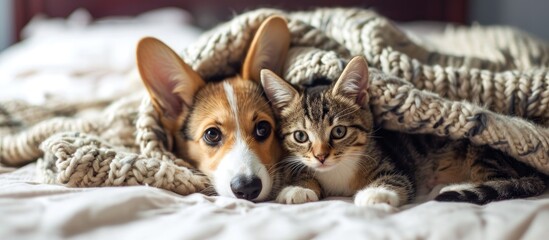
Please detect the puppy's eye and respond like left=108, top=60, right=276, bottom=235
left=254, top=121, right=272, bottom=141
left=203, top=128, right=222, bottom=146
left=331, top=126, right=347, bottom=139
left=293, top=130, right=309, bottom=143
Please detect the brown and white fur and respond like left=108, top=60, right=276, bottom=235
left=261, top=56, right=546, bottom=208
left=136, top=16, right=290, bottom=201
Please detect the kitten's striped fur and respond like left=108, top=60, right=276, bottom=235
left=261, top=56, right=546, bottom=207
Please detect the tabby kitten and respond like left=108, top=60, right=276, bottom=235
left=260, top=56, right=546, bottom=207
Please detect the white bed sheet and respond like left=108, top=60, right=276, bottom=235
left=1, top=164, right=548, bottom=240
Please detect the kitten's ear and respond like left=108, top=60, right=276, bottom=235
left=136, top=37, right=205, bottom=120
left=332, top=56, right=370, bottom=108
left=260, top=69, right=298, bottom=115
left=242, top=15, right=290, bottom=82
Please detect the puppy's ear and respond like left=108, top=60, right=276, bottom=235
left=242, top=15, right=290, bottom=82
left=331, top=56, right=370, bottom=108
left=260, top=69, right=298, bottom=116
left=136, top=37, right=205, bottom=121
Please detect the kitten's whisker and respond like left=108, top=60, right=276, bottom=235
left=366, top=134, right=382, bottom=139
left=370, top=126, right=383, bottom=135
left=342, top=152, right=376, bottom=162
left=282, top=158, right=307, bottom=176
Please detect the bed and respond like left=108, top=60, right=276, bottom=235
left=2, top=4, right=549, bottom=240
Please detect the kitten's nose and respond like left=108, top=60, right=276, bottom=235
left=230, top=175, right=262, bottom=200
left=314, top=153, right=329, bottom=164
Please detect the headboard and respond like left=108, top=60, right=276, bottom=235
left=14, top=0, right=468, bottom=40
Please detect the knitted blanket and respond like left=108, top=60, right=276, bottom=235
left=2, top=8, right=549, bottom=196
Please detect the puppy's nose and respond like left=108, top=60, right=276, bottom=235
left=230, top=175, right=262, bottom=200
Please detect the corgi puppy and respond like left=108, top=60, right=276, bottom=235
left=136, top=16, right=290, bottom=201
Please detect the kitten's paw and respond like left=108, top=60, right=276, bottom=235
left=439, top=183, right=476, bottom=193
left=354, top=187, right=400, bottom=208
left=276, top=186, right=319, bottom=204
left=435, top=183, right=483, bottom=204
left=434, top=191, right=463, bottom=202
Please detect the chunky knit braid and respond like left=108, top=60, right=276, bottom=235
left=1, top=8, right=549, bottom=196
left=35, top=97, right=211, bottom=194
left=367, top=70, right=549, bottom=172
left=37, top=131, right=209, bottom=195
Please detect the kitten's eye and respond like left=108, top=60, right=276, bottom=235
left=203, top=128, right=222, bottom=146
left=254, top=121, right=272, bottom=141
left=293, top=131, right=309, bottom=143
left=331, top=126, right=347, bottom=139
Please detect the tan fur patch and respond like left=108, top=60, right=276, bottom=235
left=433, top=153, right=469, bottom=185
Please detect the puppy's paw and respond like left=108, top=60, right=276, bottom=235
left=276, top=186, right=319, bottom=204
left=354, top=187, right=400, bottom=208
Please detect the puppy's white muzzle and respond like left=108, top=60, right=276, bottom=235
left=213, top=139, right=272, bottom=201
